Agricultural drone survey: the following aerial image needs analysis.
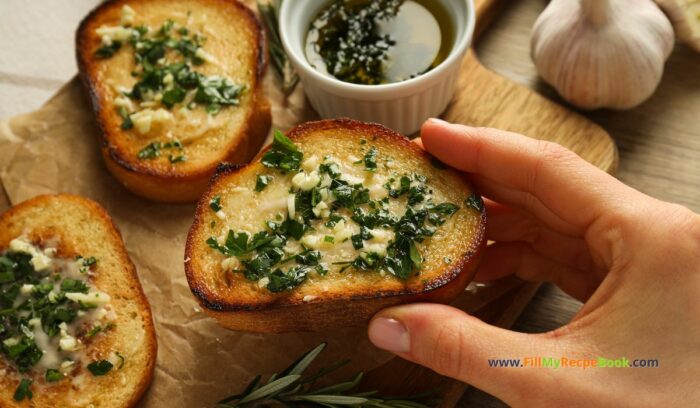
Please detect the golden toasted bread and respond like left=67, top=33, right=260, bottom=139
left=0, top=195, right=156, bottom=407
left=185, top=119, right=486, bottom=333
left=77, top=0, right=271, bottom=203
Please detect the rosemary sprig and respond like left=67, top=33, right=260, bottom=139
left=258, top=0, right=299, bottom=94
left=216, top=343, right=441, bottom=408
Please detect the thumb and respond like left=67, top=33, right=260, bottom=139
left=368, top=303, right=565, bottom=403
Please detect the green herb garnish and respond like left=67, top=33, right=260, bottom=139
left=255, top=175, right=272, bottom=192
left=465, top=193, right=484, bottom=212
left=116, top=351, right=126, bottom=369
left=210, top=195, right=222, bottom=212
left=363, top=146, right=378, bottom=171
left=13, top=378, right=32, bottom=401
left=261, top=130, right=303, bottom=173
left=86, top=325, right=103, bottom=338
left=169, top=154, right=186, bottom=163
left=208, top=140, right=461, bottom=292
left=81, top=256, right=98, bottom=267
left=161, top=87, right=186, bottom=108
left=257, top=0, right=299, bottom=94
left=87, top=360, right=113, bottom=376
left=207, top=230, right=281, bottom=258
left=117, top=106, right=133, bottom=130
left=61, top=278, right=89, bottom=293
left=95, top=41, right=122, bottom=58
left=46, top=369, right=64, bottom=382
left=1, top=246, right=108, bottom=400
left=137, top=140, right=184, bottom=161
left=216, top=343, right=440, bottom=408
left=96, top=15, right=247, bottom=165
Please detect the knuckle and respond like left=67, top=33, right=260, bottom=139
left=663, top=204, right=700, bottom=235
left=536, top=140, right=574, bottom=162
left=529, top=140, right=574, bottom=193
left=428, top=324, right=471, bottom=379
left=521, top=191, right=542, bottom=217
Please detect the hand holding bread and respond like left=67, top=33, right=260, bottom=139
left=369, top=119, right=700, bottom=407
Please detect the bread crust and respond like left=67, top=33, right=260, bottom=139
left=76, top=0, right=271, bottom=203
left=0, top=194, right=156, bottom=407
left=185, top=119, right=487, bottom=332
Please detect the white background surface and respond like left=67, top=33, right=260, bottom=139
left=0, top=0, right=101, bottom=119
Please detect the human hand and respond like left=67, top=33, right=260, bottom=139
left=368, top=119, right=700, bottom=407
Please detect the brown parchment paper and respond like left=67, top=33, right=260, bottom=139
left=0, top=48, right=396, bottom=408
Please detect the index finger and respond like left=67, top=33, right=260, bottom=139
left=420, top=119, right=642, bottom=231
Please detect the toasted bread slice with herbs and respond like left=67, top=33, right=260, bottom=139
left=0, top=194, right=156, bottom=407
left=76, top=0, right=271, bottom=203
left=185, top=119, right=486, bottom=333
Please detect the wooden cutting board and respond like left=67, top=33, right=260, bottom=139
left=361, top=0, right=617, bottom=405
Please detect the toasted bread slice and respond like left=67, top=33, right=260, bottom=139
left=185, top=119, right=486, bottom=332
left=0, top=195, right=156, bottom=407
left=77, top=0, right=271, bottom=203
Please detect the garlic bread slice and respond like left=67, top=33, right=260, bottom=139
left=186, top=119, right=486, bottom=332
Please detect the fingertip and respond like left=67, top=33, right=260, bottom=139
left=419, top=120, right=477, bottom=172
left=368, top=316, right=410, bottom=353
left=413, top=137, right=425, bottom=149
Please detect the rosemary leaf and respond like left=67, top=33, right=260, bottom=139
left=287, top=342, right=326, bottom=375
left=311, top=372, right=363, bottom=394
left=257, top=0, right=299, bottom=94
left=216, top=343, right=440, bottom=408
left=237, top=375, right=301, bottom=404
left=299, top=358, right=351, bottom=385
left=293, top=394, right=370, bottom=404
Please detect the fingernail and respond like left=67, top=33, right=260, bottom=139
left=368, top=317, right=410, bottom=353
left=427, top=117, right=448, bottom=124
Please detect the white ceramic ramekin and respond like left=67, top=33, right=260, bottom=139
left=279, top=0, right=475, bottom=135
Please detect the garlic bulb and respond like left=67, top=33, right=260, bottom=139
left=655, top=0, right=700, bottom=52
left=531, top=0, right=675, bottom=110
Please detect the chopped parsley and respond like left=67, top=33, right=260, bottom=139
left=207, top=230, right=283, bottom=258
left=87, top=360, right=113, bottom=376
left=169, top=154, right=186, bottom=163
left=95, top=41, right=122, bottom=58
left=117, top=106, right=133, bottom=130
left=1, top=242, right=112, bottom=397
left=86, top=323, right=113, bottom=338
left=465, top=193, right=484, bottom=212
left=319, top=161, right=341, bottom=179
left=116, top=351, right=126, bottom=369
left=137, top=140, right=185, bottom=161
left=261, top=130, right=303, bottom=173
left=255, top=175, right=272, bottom=192
left=96, top=16, right=246, bottom=161
left=81, top=256, right=98, bottom=267
left=207, top=140, right=461, bottom=292
left=46, top=368, right=64, bottom=382
left=364, top=146, right=378, bottom=171
left=209, top=195, right=222, bottom=212
left=13, top=378, right=32, bottom=401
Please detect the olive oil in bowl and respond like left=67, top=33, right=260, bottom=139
left=305, top=0, right=455, bottom=85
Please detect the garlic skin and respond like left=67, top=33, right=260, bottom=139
left=655, top=0, right=700, bottom=52
left=531, top=0, right=675, bottom=110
